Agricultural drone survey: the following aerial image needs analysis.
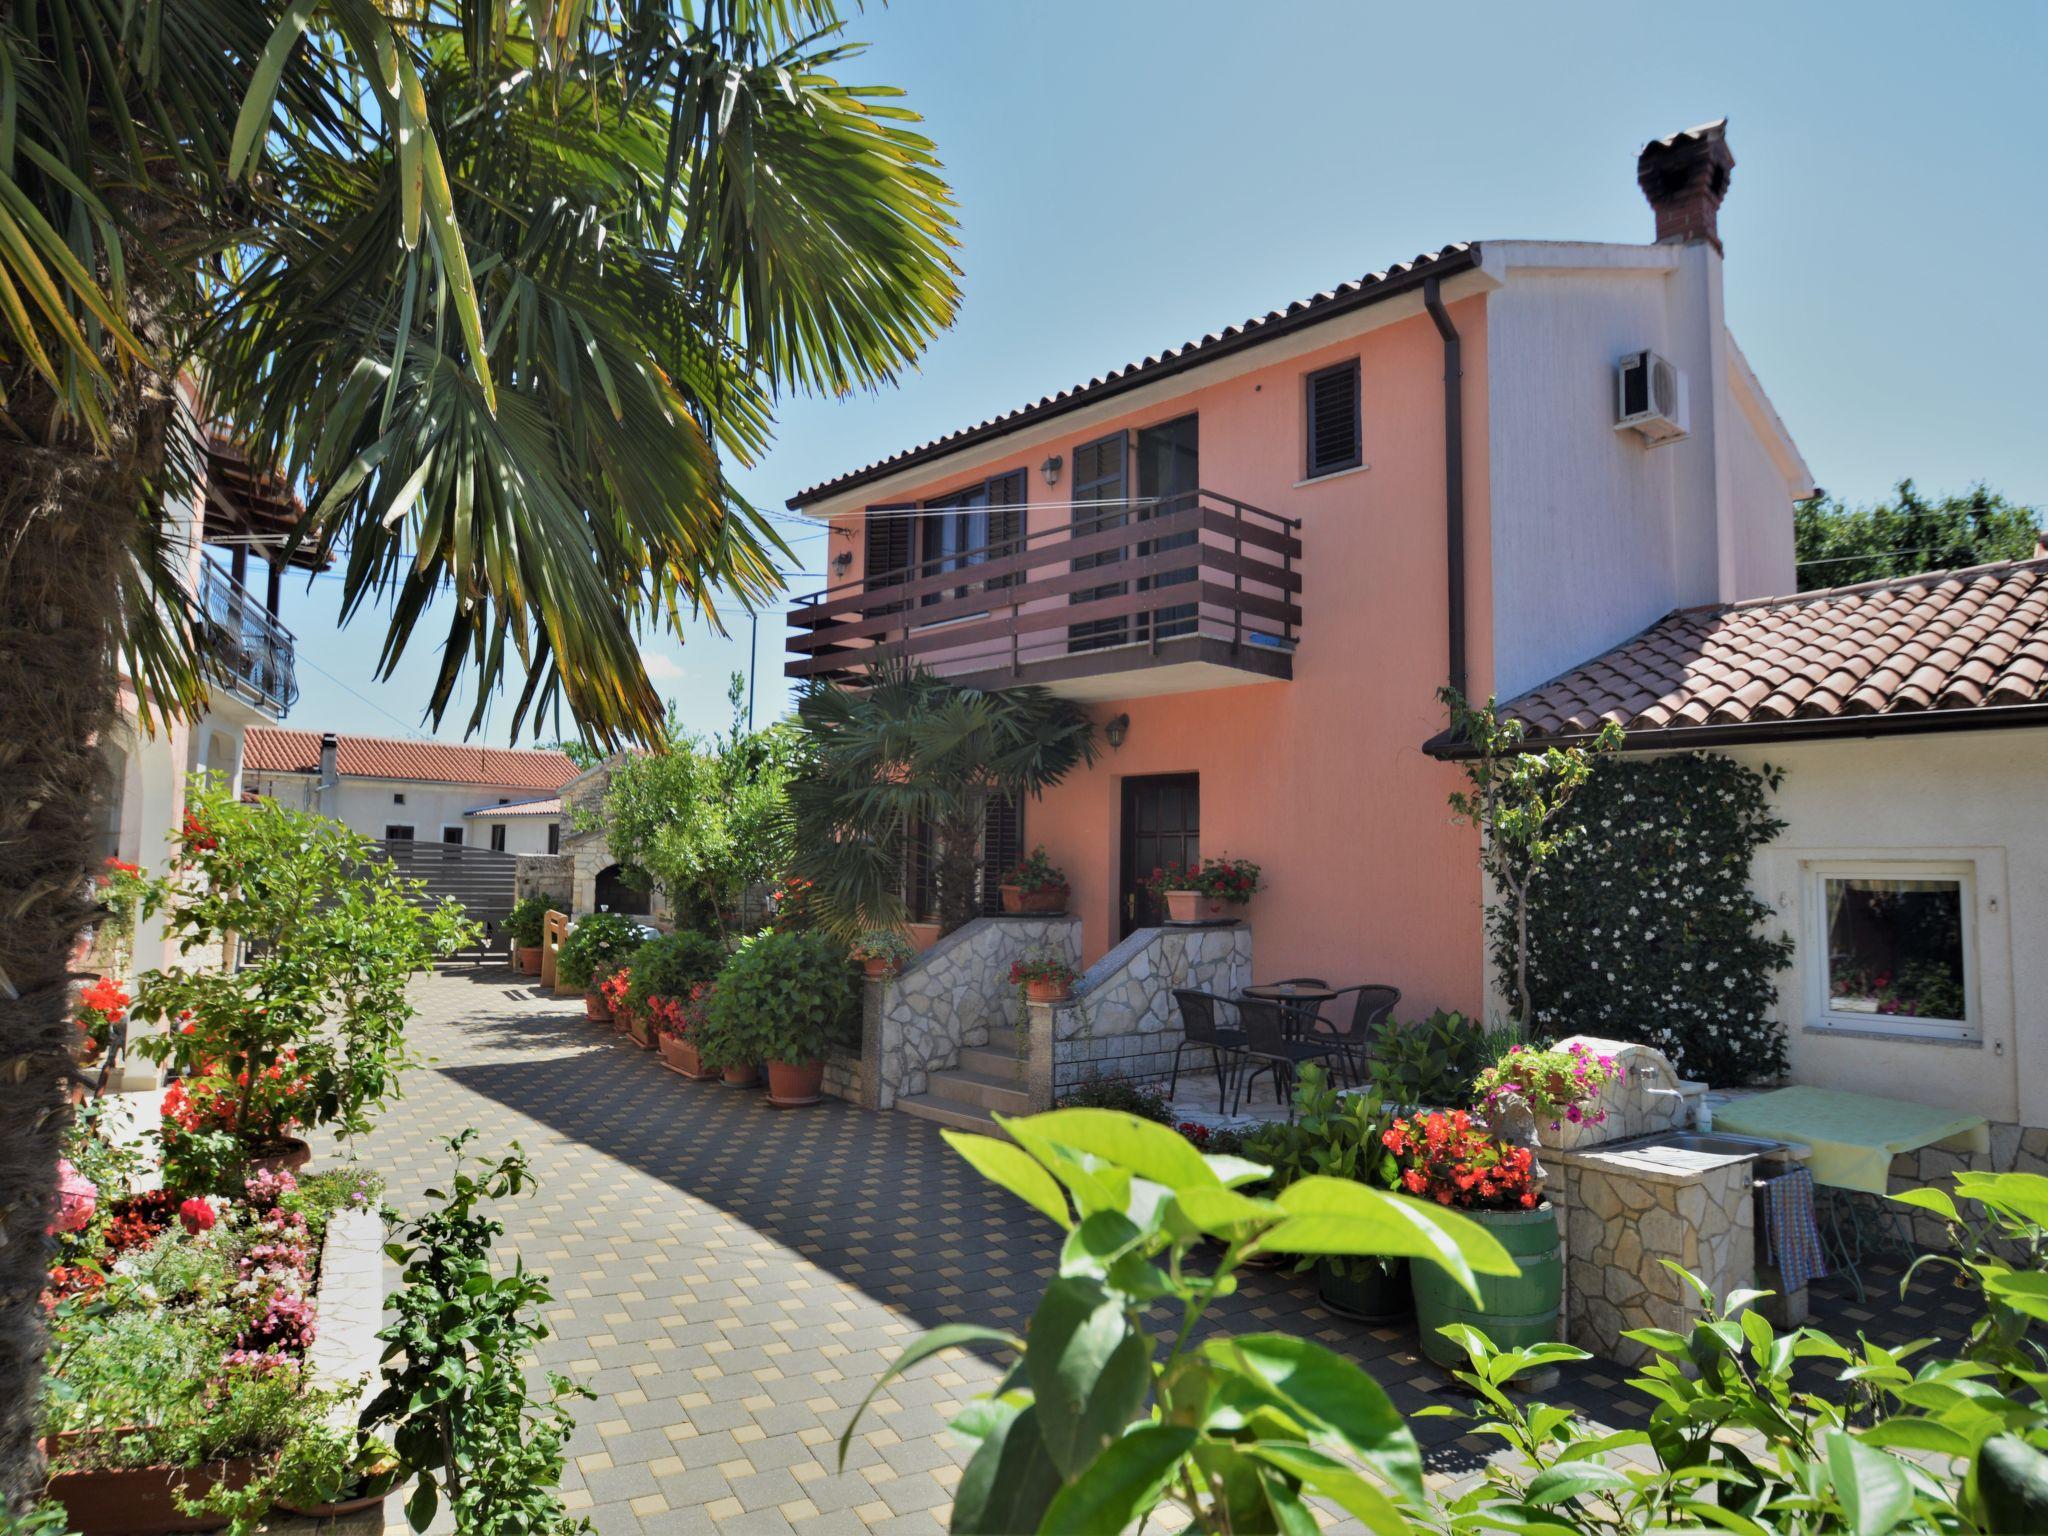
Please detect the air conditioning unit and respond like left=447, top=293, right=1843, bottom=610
left=1615, top=349, right=1689, bottom=444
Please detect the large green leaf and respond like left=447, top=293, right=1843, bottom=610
left=1203, top=1334, right=1421, bottom=1504
left=951, top=1402, right=1063, bottom=1536
left=1060, top=1210, right=1146, bottom=1280
left=941, top=1130, right=1072, bottom=1230
left=1242, top=1443, right=1411, bottom=1535
left=1035, top=1424, right=1197, bottom=1536
left=1017, top=1108, right=1222, bottom=1190
left=836, top=1324, right=1020, bottom=1469
left=1175, top=1185, right=1282, bottom=1238
left=1826, top=1429, right=1914, bottom=1536
left=1025, top=1277, right=1152, bottom=1478
left=1260, top=1178, right=1515, bottom=1301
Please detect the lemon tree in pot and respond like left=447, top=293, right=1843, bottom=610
left=700, top=930, right=857, bottom=1104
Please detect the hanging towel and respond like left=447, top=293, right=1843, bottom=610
left=1757, top=1166, right=1828, bottom=1293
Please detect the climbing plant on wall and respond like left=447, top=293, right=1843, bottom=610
left=1515, top=753, right=1795, bottom=1085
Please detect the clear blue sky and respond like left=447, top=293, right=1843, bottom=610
left=273, top=0, right=2048, bottom=747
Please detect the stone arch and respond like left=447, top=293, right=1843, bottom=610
left=594, top=863, right=650, bottom=916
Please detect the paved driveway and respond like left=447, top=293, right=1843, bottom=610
left=357, top=966, right=1968, bottom=1535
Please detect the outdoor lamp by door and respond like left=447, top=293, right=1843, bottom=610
left=1103, top=712, right=1130, bottom=749
left=1041, top=454, right=1063, bottom=488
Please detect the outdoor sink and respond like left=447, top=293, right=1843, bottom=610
left=1610, top=1130, right=1788, bottom=1158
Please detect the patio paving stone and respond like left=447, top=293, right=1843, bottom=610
left=357, top=965, right=1974, bottom=1534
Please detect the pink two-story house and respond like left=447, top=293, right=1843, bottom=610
left=785, top=121, right=1813, bottom=1017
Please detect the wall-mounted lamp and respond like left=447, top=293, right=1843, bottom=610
left=831, top=549, right=854, bottom=577
left=1103, top=712, right=1130, bottom=750
left=1041, top=454, right=1063, bottom=488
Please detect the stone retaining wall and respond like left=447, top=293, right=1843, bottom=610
left=1887, top=1119, right=2048, bottom=1249
left=865, top=916, right=1080, bottom=1108
left=1047, top=924, right=1252, bottom=1095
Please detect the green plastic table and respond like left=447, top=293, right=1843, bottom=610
left=1715, top=1085, right=1989, bottom=1195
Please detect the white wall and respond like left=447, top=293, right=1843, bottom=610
left=1728, top=730, right=2045, bottom=1129
left=1483, top=241, right=1803, bottom=700
left=249, top=771, right=559, bottom=854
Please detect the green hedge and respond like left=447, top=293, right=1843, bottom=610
left=624, top=930, right=727, bottom=1012
left=698, top=929, right=857, bottom=1069
left=1518, top=752, right=1793, bottom=1085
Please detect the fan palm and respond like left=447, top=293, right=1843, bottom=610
left=0, top=0, right=957, bottom=1509
left=787, top=661, right=1099, bottom=939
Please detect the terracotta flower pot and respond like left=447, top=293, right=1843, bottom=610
left=516, top=945, right=542, bottom=974
left=1023, top=976, right=1072, bottom=1004
left=278, top=1489, right=391, bottom=1518
left=905, top=922, right=942, bottom=953
left=659, top=1035, right=717, bottom=1080
left=44, top=1456, right=261, bottom=1535
left=585, top=991, right=612, bottom=1023
left=862, top=957, right=897, bottom=979
left=1000, top=884, right=1069, bottom=916
left=721, top=1062, right=760, bottom=1088
left=249, top=1136, right=311, bottom=1179
left=626, top=1012, right=657, bottom=1050
left=1163, top=890, right=1241, bottom=923
left=766, top=1059, right=826, bottom=1108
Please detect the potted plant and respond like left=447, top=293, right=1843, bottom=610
left=655, top=984, right=719, bottom=1080
left=1008, top=948, right=1080, bottom=1004
left=1473, top=1040, right=1620, bottom=1143
left=850, top=929, right=915, bottom=979
left=999, top=846, right=1070, bottom=915
left=555, top=911, right=647, bottom=1016
left=273, top=1426, right=404, bottom=1518
left=699, top=930, right=857, bottom=1104
left=1240, top=1067, right=1413, bottom=1318
left=596, top=965, right=633, bottom=1029
left=1383, top=1108, right=1561, bottom=1366
left=627, top=929, right=727, bottom=1055
left=1145, top=856, right=1262, bottom=923
left=505, top=894, right=550, bottom=974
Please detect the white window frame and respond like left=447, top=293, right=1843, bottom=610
left=1804, top=860, right=1976, bottom=1042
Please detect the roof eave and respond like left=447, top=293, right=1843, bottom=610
left=1424, top=701, right=2048, bottom=760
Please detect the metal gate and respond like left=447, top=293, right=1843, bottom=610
left=373, top=839, right=519, bottom=956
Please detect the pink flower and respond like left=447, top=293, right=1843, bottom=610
left=51, top=1159, right=95, bottom=1235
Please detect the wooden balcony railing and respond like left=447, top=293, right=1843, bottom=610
left=786, top=489, right=1301, bottom=691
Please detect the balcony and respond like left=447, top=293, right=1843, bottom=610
left=198, top=558, right=299, bottom=717
left=787, top=489, right=1300, bottom=701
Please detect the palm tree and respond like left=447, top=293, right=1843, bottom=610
left=0, top=0, right=957, bottom=1509
left=787, top=662, right=1099, bottom=939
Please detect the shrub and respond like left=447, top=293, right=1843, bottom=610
left=1240, top=1066, right=1403, bottom=1281
left=625, top=930, right=727, bottom=1015
left=554, top=911, right=646, bottom=992
left=1518, top=752, right=1794, bottom=1083
left=1055, top=1073, right=1173, bottom=1123
left=698, top=929, right=858, bottom=1069
left=504, top=894, right=551, bottom=950
left=1365, top=1009, right=1492, bottom=1109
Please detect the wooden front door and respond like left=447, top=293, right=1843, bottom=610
left=1120, top=773, right=1199, bottom=938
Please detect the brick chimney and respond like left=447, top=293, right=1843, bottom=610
left=1637, top=119, right=1734, bottom=253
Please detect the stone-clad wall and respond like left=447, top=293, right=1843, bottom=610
left=1050, top=924, right=1252, bottom=1094
left=865, top=916, right=1080, bottom=1109
left=515, top=853, right=574, bottom=908
left=1887, top=1120, right=2048, bottom=1250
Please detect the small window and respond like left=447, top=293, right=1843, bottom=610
left=441, top=826, right=465, bottom=845
left=547, top=822, right=561, bottom=855
left=393, top=792, right=406, bottom=805
left=1304, top=360, right=1362, bottom=478
left=489, top=824, right=507, bottom=853
left=1808, top=863, right=1974, bottom=1041
left=385, top=824, right=415, bottom=841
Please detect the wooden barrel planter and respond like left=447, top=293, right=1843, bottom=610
left=1315, top=1258, right=1412, bottom=1324
left=1409, top=1203, right=1562, bottom=1367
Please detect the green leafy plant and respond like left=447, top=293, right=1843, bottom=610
left=1517, top=752, right=1795, bottom=1083
left=1240, top=1067, right=1402, bottom=1283
left=1897, top=1171, right=2048, bottom=1385
left=553, top=912, right=647, bottom=993
left=787, top=660, right=1098, bottom=938
left=1003, top=847, right=1070, bottom=896
left=1795, top=478, right=2042, bottom=591
left=698, top=930, right=858, bottom=1070
left=1008, top=948, right=1080, bottom=992
left=1054, top=1074, right=1174, bottom=1124
left=842, top=1107, right=1516, bottom=1532
left=1366, top=1009, right=1491, bottom=1109
left=272, top=1425, right=403, bottom=1511
left=624, top=931, right=728, bottom=1018
left=128, top=782, right=474, bottom=1184
left=366, top=1131, right=590, bottom=1535
left=504, top=896, right=552, bottom=952
left=1441, top=689, right=1623, bottom=1023
left=849, top=929, right=916, bottom=971
left=1474, top=1041, right=1620, bottom=1132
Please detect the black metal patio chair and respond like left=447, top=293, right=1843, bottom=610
left=1230, top=996, right=1344, bottom=1118
left=1168, top=989, right=1247, bottom=1106
left=1312, top=984, right=1402, bottom=1085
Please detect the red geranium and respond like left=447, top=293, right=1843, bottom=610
left=178, top=1197, right=217, bottom=1235
left=74, top=976, right=129, bottom=1057
left=1382, top=1110, right=1540, bottom=1211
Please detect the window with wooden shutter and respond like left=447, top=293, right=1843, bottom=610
left=1068, top=433, right=1130, bottom=651
left=979, top=794, right=1023, bottom=916
left=1304, top=360, right=1362, bottom=478
left=984, top=471, right=1026, bottom=591
left=864, top=506, right=914, bottom=614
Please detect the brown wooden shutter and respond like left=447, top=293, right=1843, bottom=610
left=1305, top=360, right=1362, bottom=477
left=979, top=794, right=1023, bottom=916
left=865, top=505, right=914, bottom=614
left=984, top=471, right=1026, bottom=590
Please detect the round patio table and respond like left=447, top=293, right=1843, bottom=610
left=1238, top=982, right=1339, bottom=1042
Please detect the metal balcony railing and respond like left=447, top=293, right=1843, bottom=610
left=198, top=559, right=298, bottom=716
left=786, top=488, right=1301, bottom=689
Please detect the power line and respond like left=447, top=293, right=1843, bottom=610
left=293, top=652, right=437, bottom=740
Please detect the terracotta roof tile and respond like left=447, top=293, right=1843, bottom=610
left=1477, top=559, right=2048, bottom=749
left=244, top=728, right=578, bottom=792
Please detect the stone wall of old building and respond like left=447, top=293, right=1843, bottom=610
left=1046, top=924, right=1253, bottom=1095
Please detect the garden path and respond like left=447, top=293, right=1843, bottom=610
left=353, top=966, right=1973, bottom=1535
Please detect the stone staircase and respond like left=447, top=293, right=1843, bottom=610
left=894, top=1026, right=1031, bottom=1130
